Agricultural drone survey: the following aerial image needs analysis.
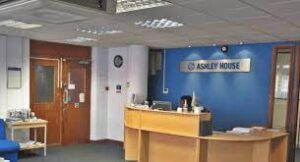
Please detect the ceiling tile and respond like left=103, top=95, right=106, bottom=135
left=183, top=0, right=249, bottom=12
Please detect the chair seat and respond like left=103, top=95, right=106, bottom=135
left=0, top=140, right=20, bottom=153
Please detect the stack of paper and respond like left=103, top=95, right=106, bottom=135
left=227, top=127, right=251, bottom=134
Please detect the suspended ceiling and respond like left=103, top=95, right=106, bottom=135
left=0, top=0, right=300, bottom=48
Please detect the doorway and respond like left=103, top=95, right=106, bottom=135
left=268, top=44, right=300, bottom=162
left=30, top=40, right=91, bottom=145
left=269, top=46, right=295, bottom=130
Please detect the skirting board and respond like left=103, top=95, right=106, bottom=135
left=90, top=139, right=124, bottom=147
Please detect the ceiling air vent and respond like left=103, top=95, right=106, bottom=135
left=54, top=0, right=171, bottom=14
left=56, top=0, right=116, bottom=14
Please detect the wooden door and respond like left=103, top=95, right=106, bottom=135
left=62, top=59, right=91, bottom=145
left=30, top=59, right=61, bottom=145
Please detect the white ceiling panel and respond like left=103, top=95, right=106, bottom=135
left=219, top=7, right=268, bottom=20
left=182, top=13, right=223, bottom=27
left=278, top=12, right=300, bottom=26
left=234, top=15, right=280, bottom=26
left=128, top=4, right=196, bottom=20
left=183, top=0, right=249, bottom=12
left=29, top=8, right=86, bottom=24
left=265, top=0, right=300, bottom=15
left=0, top=0, right=299, bottom=48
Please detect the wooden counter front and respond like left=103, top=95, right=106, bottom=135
left=124, top=106, right=288, bottom=162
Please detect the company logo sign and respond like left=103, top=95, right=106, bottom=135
left=180, top=58, right=251, bottom=73
left=187, top=62, right=196, bottom=71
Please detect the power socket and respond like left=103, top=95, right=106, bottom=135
left=163, top=88, right=169, bottom=94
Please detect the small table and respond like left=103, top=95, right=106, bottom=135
left=6, top=119, right=48, bottom=156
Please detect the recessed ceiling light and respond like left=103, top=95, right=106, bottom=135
left=239, top=41, right=244, bottom=45
left=0, top=19, right=42, bottom=29
left=77, top=26, right=123, bottom=36
left=65, top=37, right=97, bottom=43
left=212, top=44, right=217, bottom=46
left=188, top=45, right=191, bottom=48
left=135, top=18, right=183, bottom=29
left=116, top=0, right=171, bottom=13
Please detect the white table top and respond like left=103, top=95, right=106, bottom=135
left=0, top=157, right=10, bottom=162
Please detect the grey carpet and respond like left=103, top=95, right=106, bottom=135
left=19, top=144, right=300, bottom=162
left=19, top=143, right=124, bottom=162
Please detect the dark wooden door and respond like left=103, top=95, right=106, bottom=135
left=62, top=59, right=91, bottom=145
left=30, top=59, right=62, bottom=145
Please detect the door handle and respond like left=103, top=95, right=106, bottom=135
left=63, top=88, right=69, bottom=104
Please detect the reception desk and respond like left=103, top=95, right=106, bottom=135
left=124, top=106, right=288, bottom=162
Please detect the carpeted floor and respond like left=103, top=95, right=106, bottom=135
left=18, top=144, right=300, bottom=162
left=19, top=143, right=124, bottom=162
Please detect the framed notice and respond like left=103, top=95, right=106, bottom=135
left=7, top=67, right=22, bottom=89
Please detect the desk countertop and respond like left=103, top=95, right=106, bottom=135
left=200, top=131, right=287, bottom=142
left=126, top=105, right=210, bottom=116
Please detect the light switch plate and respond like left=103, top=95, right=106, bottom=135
left=163, top=88, right=169, bottom=94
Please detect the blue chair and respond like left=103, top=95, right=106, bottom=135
left=0, top=119, right=20, bottom=162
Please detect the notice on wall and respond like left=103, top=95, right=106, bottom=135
left=180, top=58, right=251, bottom=73
left=116, top=84, right=122, bottom=93
left=7, top=67, right=22, bottom=89
left=79, top=93, right=85, bottom=103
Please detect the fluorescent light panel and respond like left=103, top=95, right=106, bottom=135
left=65, top=37, right=97, bottom=43
left=77, top=27, right=123, bottom=36
left=116, top=0, right=171, bottom=13
left=135, top=18, right=183, bottom=29
left=0, top=19, right=42, bottom=29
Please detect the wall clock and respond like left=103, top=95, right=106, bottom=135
left=113, top=55, right=123, bottom=68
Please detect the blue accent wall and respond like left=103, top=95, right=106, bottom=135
left=148, top=42, right=296, bottom=131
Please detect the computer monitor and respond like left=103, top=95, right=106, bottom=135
left=152, top=101, right=172, bottom=111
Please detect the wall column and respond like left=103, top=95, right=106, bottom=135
left=0, top=35, right=7, bottom=118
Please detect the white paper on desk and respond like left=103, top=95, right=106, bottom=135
left=232, top=127, right=251, bottom=133
left=79, top=93, right=85, bottom=103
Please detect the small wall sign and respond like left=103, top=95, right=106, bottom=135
left=180, top=58, right=251, bottom=73
left=7, top=67, right=22, bottom=89
left=116, top=84, right=122, bottom=93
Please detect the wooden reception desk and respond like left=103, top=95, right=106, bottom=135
left=124, top=106, right=288, bottom=162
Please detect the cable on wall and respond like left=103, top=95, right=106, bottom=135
left=162, top=49, right=168, bottom=94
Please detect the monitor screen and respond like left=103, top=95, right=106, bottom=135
left=152, top=101, right=172, bottom=111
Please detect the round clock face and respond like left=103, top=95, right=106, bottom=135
left=113, top=55, right=123, bottom=68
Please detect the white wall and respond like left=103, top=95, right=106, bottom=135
left=0, top=35, right=7, bottom=118
left=127, top=45, right=149, bottom=103
left=0, top=35, right=30, bottom=119
left=107, top=47, right=129, bottom=141
left=91, top=45, right=149, bottom=141
left=107, top=45, right=148, bottom=141
left=91, top=47, right=109, bottom=140
left=0, top=35, right=29, bottom=141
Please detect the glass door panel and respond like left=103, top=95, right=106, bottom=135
left=272, top=48, right=293, bottom=129
left=34, top=65, right=55, bottom=103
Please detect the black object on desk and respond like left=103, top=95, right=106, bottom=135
left=180, top=95, right=192, bottom=111
left=199, top=120, right=213, bottom=136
